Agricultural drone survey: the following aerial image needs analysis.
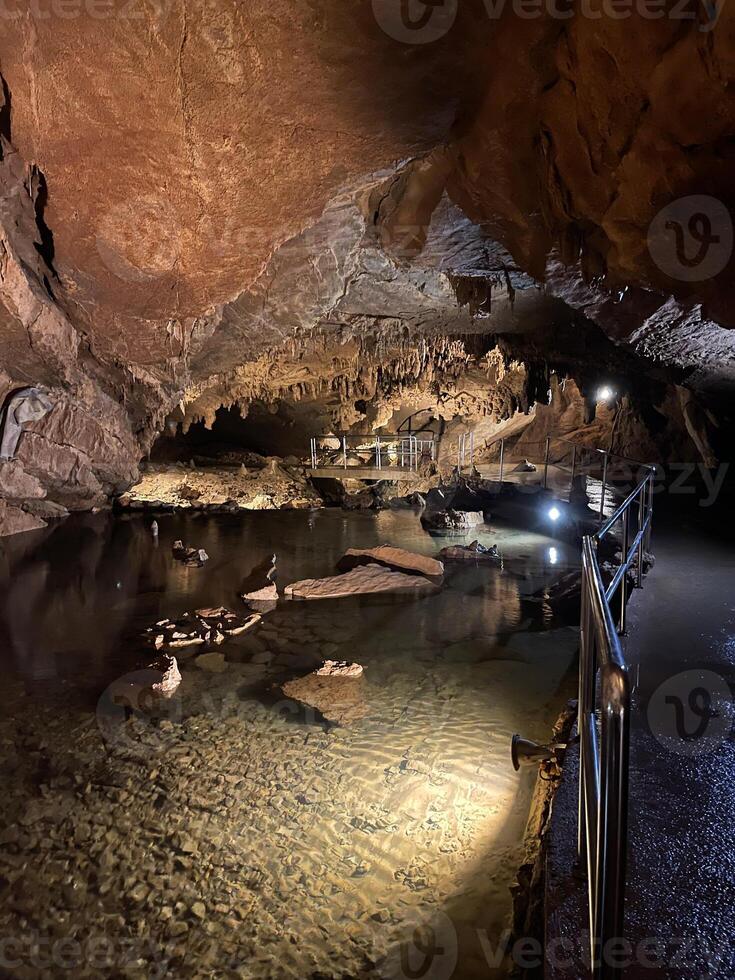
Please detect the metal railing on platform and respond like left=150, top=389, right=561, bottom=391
left=309, top=433, right=435, bottom=472
left=578, top=463, right=655, bottom=978
left=458, top=430, right=653, bottom=518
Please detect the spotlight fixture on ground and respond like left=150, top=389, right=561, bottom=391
left=548, top=506, right=561, bottom=522
left=511, top=735, right=561, bottom=771
left=597, top=386, right=615, bottom=403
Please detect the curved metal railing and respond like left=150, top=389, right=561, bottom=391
left=578, top=464, right=655, bottom=977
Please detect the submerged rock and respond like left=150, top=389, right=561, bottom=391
left=240, top=554, right=279, bottom=607
left=284, top=563, right=439, bottom=600
left=172, top=541, right=209, bottom=567
left=148, top=654, right=182, bottom=697
left=421, top=509, right=485, bottom=532
left=336, top=545, right=443, bottom=580
left=282, top=665, right=368, bottom=725
left=317, top=660, right=364, bottom=678
left=438, top=540, right=500, bottom=563
left=145, top=610, right=261, bottom=650
left=195, top=652, right=228, bottom=673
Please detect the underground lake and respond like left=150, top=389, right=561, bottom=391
left=0, top=508, right=580, bottom=979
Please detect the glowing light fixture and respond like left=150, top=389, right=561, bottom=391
left=548, top=506, right=561, bottom=522
left=597, top=385, right=615, bottom=402
left=548, top=547, right=558, bottom=565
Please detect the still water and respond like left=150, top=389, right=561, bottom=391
left=0, top=508, right=579, bottom=979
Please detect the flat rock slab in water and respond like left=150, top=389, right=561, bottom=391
left=284, top=563, right=439, bottom=599
left=282, top=671, right=368, bottom=725
left=336, top=545, right=443, bottom=579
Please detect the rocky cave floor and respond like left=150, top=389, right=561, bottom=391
left=118, top=449, right=440, bottom=515
left=0, top=508, right=580, bottom=980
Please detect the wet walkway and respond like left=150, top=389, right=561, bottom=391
left=546, top=492, right=735, bottom=979
left=622, top=503, right=735, bottom=978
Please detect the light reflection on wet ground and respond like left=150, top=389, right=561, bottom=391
left=0, top=509, right=580, bottom=978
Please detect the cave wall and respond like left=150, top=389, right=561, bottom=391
left=0, top=5, right=732, bottom=534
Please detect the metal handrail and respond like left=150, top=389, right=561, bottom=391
left=309, top=433, right=434, bottom=472
left=577, top=465, right=655, bottom=977
left=457, top=429, right=653, bottom=518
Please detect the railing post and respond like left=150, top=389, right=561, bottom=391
left=600, top=451, right=609, bottom=519
left=470, top=432, right=475, bottom=470
left=597, top=666, right=630, bottom=980
left=571, top=444, right=577, bottom=484
left=342, top=436, right=347, bottom=470
left=544, top=436, right=551, bottom=490
left=618, top=511, right=629, bottom=634
left=499, top=438, right=505, bottom=484
left=636, top=484, right=645, bottom=588
left=645, top=471, right=654, bottom=552
left=578, top=559, right=590, bottom=864
left=376, top=436, right=382, bottom=471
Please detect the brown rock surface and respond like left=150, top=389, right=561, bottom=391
left=285, top=564, right=440, bottom=600
left=336, top=546, right=444, bottom=579
left=282, top=671, right=368, bottom=726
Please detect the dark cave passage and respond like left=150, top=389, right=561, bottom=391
left=152, top=401, right=329, bottom=463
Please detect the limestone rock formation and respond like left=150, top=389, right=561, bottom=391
left=149, top=655, right=182, bottom=698
left=421, top=510, right=485, bottom=532
left=285, top=564, right=440, bottom=600
left=336, top=546, right=444, bottom=580
left=438, top=541, right=500, bottom=563
left=240, top=555, right=279, bottom=607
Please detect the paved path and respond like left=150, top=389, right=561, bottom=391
left=621, top=503, right=735, bottom=978
left=545, top=493, right=735, bottom=979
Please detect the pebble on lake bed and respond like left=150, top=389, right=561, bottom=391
left=195, top=652, right=227, bottom=673
left=316, top=661, right=364, bottom=678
